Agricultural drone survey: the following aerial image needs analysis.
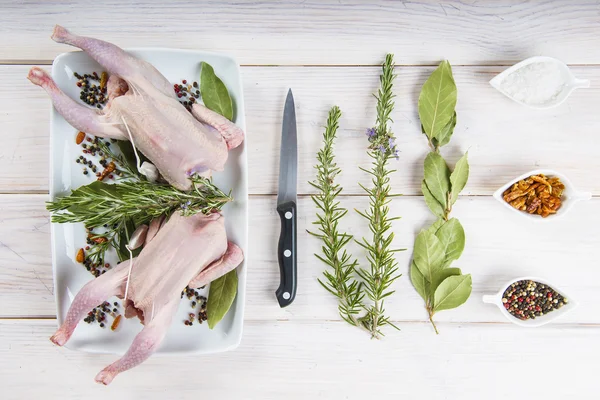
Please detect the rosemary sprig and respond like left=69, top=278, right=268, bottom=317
left=47, top=175, right=232, bottom=228
left=355, top=54, right=404, bottom=339
left=96, top=140, right=139, bottom=179
left=308, top=106, right=366, bottom=330
left=48, top=136, right=232, bottom=266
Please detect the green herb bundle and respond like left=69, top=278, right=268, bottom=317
left=308, top=106, right=365, bottom=330
left=355, top=54, right=404, bottom=339
left=309, top=55, right=403, bottom=339
left=411, top=60, right=472, bottom=334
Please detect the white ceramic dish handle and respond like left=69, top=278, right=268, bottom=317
left=573, top=78, right=591, bottom=89
left=482, top=295, right=497, bottom=304
left=571, top=191, right=592, bottom=202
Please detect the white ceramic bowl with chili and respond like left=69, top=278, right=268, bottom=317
left=493, top=169, right=591, bottom=222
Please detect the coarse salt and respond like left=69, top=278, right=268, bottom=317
left=499, top=61, right=566, bottom=106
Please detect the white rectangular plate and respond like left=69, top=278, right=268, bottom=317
left=49, top=48, right=247, bottom=354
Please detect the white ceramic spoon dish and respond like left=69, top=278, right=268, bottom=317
left=483, top=276, right=577, bottom=328
left=490, top=56, right=590, bottom=109
left=493, top=169, right=591, bottom=222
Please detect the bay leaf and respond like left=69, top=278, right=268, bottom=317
left=117, top=140, right=148, bottom=175
left=207, top=269, right=238, bottom=329
left=413, top=230, right=445, bottom=282
left=410, top=261, right=429, bottom=301
left=434, top=218, right=465, bottom=266
left=418, top=60, right=457, bottom=140
left=430, top=267, right=461, bottom=297
left=449, top=152, right=469, bottom=205
left=433, top=274, right=472, bottom=312
left=432, top=111, right=456, bottom=148
left=425, top=218, right=445, bottom=236
left=422, top=180, right=445, bottom=219
left=116, top=219, right=143, bottom=262
left=424, top=152, right=451, bottom=209
left=200, top=62, right=234, bottom=121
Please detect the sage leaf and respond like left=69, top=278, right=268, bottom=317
left=430, top=267, right=462, bottom=297
left=449, top=152, right=469, bottom=205
left=418, top=60, right=457, bottom=140
left=410, top=261, right=429, bottom=301
left=207, top=269, right=238, bottom=329
left=434, top=218, right=465, bottom=266
left=433, top=274, right=472, bottom=312
left=432, top=111, right=456, bottom=148
left=200, top=62, right=234, bottom=121
left=413, top=230, right=445, bottom=282
left=424, top=152, right=451, bottom=209
left=422, top=180, right=445, bottom=219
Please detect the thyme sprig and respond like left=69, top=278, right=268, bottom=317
left=355, top=54, right=404, bottom=339
left=308, top=106, right=366, bottom=331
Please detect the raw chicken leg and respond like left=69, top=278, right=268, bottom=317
left=50, top=212, right=244, bottom=385
left=28, top=26, right=245, bottom=190
left=188, top=241, right=244, bottom=288
left=50, top=259, right=133, bottom=346
left=27, top=68, right=126, bottom=139
left=51, top=25, right=175, bottom=99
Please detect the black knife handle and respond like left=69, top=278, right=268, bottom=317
left=276, top=201, right=297, bottom=307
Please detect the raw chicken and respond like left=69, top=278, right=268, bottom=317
left=27, top=25, right=245, bottom=191
left=50, top=211, right=244, bottom=385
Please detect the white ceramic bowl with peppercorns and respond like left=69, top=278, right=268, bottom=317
left=482, top=276, right=578, bottom=327
left=493, top=169, right=591, bottom=222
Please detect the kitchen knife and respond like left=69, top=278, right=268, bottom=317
left=275, top=89, right=297, bottom=308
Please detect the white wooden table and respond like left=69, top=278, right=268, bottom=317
left=1, top=1, right=599, bottom=398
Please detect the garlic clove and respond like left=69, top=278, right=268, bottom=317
left=128, top=224, right=149, bottom=250
left=140, top=161, right=159, bottom=183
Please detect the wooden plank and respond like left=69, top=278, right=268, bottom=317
left=2, top=65, right=600, bottom=195
left=1, top=0, right=600, bottom=65
left=0, top=194, right=53, bottom=316
left=1, top=318, right=598, bottom=399
left=2, top=194, right=599, bottom=325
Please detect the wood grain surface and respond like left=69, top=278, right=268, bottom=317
left=0, top=1, right=599, bottom=399
left=2, top=0, right=600, bottom=65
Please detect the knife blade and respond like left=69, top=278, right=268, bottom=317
left=275, top=89, right=297, bottom=308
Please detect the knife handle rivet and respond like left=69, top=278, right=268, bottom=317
left=282, top=292, right=291, bottom=300
left=285, top=211, right=293, bottom=219
left=284, top=249, right=292, bottom=257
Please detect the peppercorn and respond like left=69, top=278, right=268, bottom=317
left=502, top=280, right=566, bottom=321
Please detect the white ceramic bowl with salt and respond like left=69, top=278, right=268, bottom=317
left=490, top=56, right=590, bottom=109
